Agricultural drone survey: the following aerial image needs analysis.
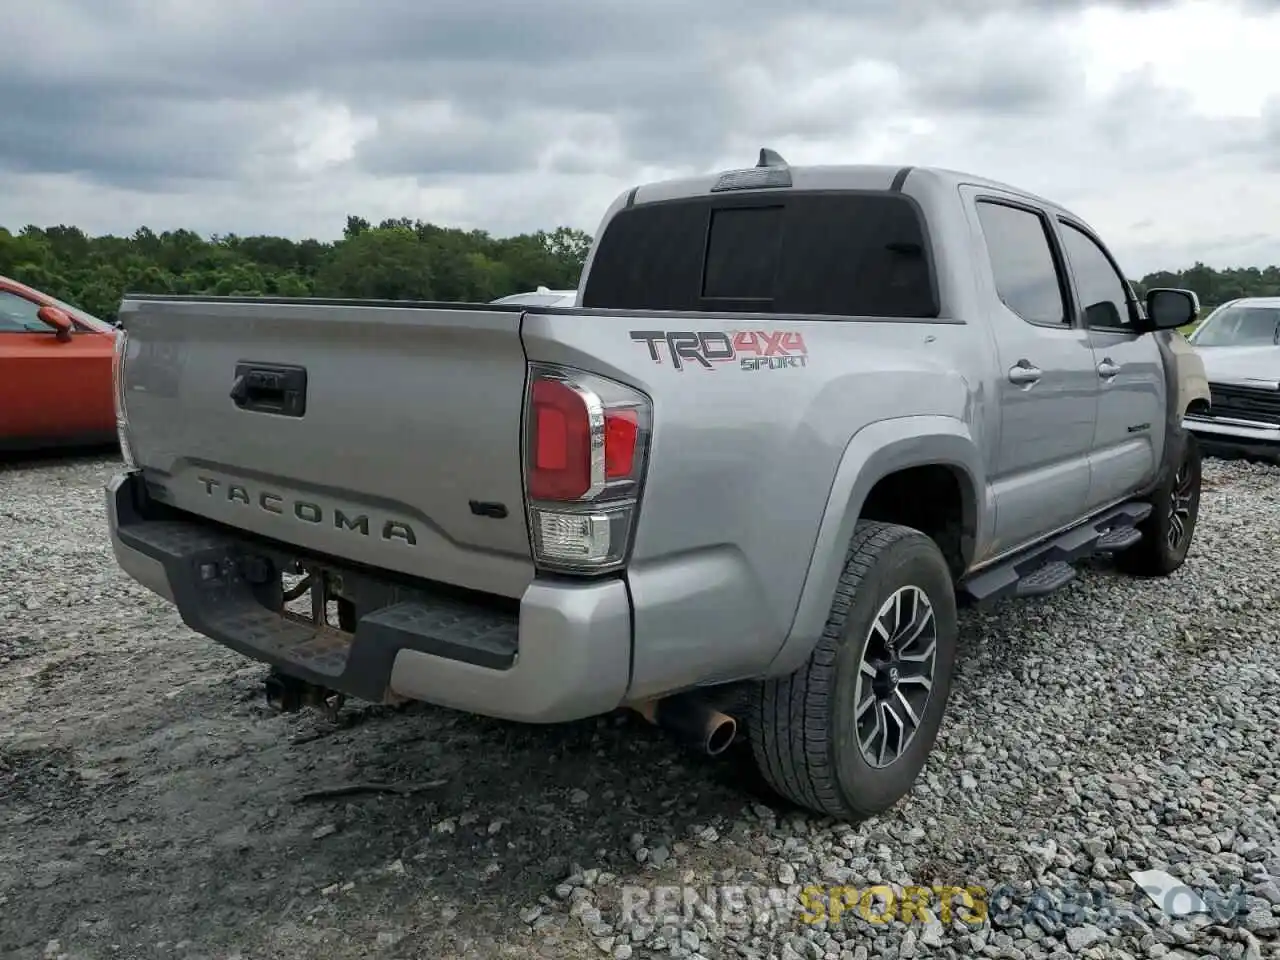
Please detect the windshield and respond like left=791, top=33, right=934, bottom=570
left=1190, top=305, right=1280, bottom=347
left=41, top=291, right=114, bottom=332
left=0, top=281, right=115, bottom=333
left=58, top=298, right=114, bottom=332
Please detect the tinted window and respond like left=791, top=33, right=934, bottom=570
left=975, top=201, right=1066, bottom=326
left=582, top=191, right=938, bottom=318
left=1058, top=221, right=1133, bottom=329
left=0, top=291, right=44, bottom=333
left=702, top=205, right=783, bottom=300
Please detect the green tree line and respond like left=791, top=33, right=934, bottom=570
left=1130, top=263, right=1280, bottom=312
left=2, top=215, right=1278, bottom=324
left=0, top=216, right=592, bottom=323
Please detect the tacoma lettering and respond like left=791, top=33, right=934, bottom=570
left=294, top=502, right=322, bottom=523
left=383, top=521, right=417, bottom=545
left=334, top=509, right=369, bottom=535
left=196, top=476, right=416, bottom=545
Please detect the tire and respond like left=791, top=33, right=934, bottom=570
left=1116, top=430, right=1202, bottom=577
left=748, top=521, right=958, bottom=820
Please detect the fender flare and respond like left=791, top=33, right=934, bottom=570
left=1159, top=329, right=1211, bottom=414
left=1158, top=329, right=1210, bottom=489
left=762, top=415, right=988, bottom=678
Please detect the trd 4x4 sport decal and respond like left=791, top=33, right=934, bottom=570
left=629, top=330, right=809, bottom=371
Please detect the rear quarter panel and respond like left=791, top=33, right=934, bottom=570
left=522, top=308, right=991, bottom=699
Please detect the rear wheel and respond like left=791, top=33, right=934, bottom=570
left=748, top=521, right=958, bottom=820
left=1117, top=431, right=1202, bottom=577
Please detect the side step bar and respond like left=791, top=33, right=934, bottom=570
left=960, top=501, right=1152, bottom=605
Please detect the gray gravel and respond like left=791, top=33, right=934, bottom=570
left=2, top=450, right=1279, bottom=960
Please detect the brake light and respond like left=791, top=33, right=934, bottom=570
left=523, top=363, right=651, bottom=574
left=528, top=378, right=595, bottom=500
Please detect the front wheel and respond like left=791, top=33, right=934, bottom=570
left=1117, top=431, right=1202, bottom=577
left=748, top=521, right=958, bottom=820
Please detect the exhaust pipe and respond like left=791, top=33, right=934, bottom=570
left=630, top=693, right=738, bottom=757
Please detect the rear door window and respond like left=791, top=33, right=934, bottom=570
left=974, top=201, right=1068, bottom=328
left=582, top=191, right=938, bottom=318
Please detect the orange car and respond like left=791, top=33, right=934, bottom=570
left=0, top=275, right=120, bottom=452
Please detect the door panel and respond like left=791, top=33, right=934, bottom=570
left=962, top=189, right=1100, bottom=556
left=0, top=291, right=115, bottom=443
left=1053, top=219, right=1165, bottom=508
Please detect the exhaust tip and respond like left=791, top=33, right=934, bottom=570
left=705, top=716, right=737, bottom=756
left=630, top=695, right=739, bottom=757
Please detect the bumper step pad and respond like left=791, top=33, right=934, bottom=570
left=115, top=512, right=519, bottom=703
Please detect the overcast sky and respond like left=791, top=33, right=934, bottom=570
left=2, top=0, right=1278, bottom=276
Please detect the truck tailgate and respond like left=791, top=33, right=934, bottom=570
left=119, top=298, right=534, bottom=599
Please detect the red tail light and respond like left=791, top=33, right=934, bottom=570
left=523, top=364, right=651, bottom=574
left=604, top=410, right=639, bottom=479
left=528, top=378, right=594, bottom=500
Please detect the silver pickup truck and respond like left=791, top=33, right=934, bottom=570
left=106, top=153, right=1209, bottom=820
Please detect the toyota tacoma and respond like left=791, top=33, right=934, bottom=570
left=106, top=152, right=1209, bottom=820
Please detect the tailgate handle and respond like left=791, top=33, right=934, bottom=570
left=230, top=362, right=307, bottom=417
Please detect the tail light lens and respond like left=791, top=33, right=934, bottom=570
left=112, top=328, right=137, bottom=469
left=524, top=363, right=651, bottom=573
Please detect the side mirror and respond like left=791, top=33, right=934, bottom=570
left=1143, top=288, right=1199, bottom=332
left=37, top=305, right=74, bottom=342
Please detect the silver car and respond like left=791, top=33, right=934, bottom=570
left=1182, top=297, right=1280, bottom=461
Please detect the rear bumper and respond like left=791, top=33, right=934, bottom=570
left=105, top=470, right=632, bottom=723
left=1183, top=415, right=1280, bottom=462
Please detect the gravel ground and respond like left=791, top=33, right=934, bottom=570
left=2, top=450, right=1279, bottom=960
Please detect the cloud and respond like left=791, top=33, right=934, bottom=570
left=1, top=0, right=1279, bottom=275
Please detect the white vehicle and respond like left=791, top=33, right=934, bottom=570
left=1183, top=297, right=1280, bottom=461
left=490, top=286, right=577, bottom=307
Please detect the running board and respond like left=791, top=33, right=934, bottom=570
left=960, top=501, right=1152, bottom=605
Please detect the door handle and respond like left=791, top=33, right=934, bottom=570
left=1008, top=362, right=1042, bottom=386
left=1097, top=358, right=1121, bottom=380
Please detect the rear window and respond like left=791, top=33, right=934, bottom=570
left=581, top=191, right=938, bottom=318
